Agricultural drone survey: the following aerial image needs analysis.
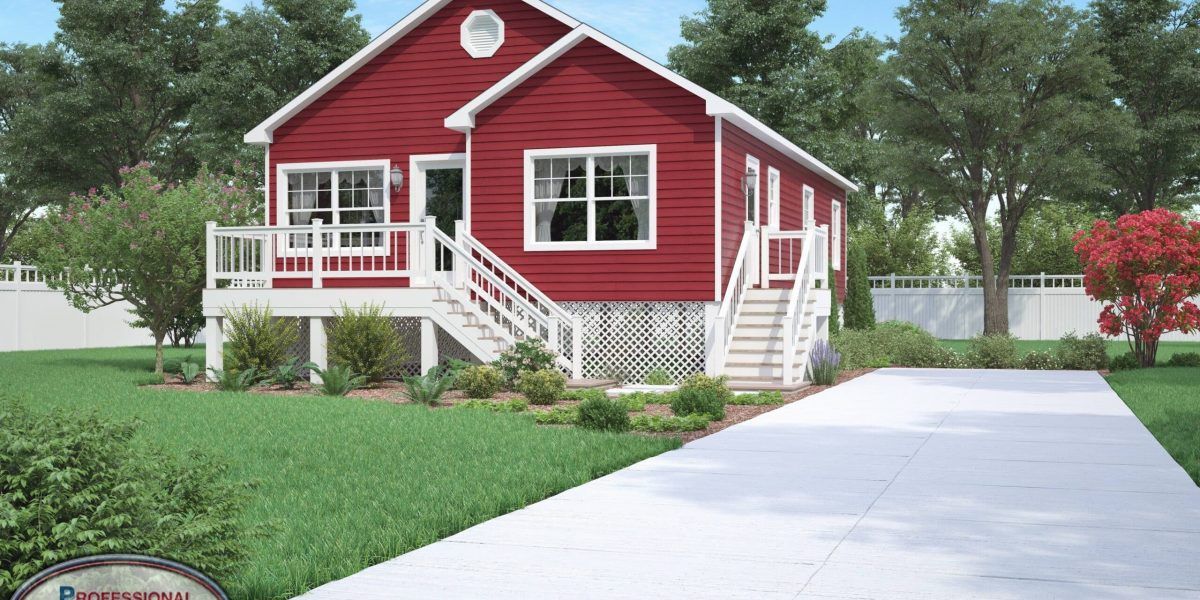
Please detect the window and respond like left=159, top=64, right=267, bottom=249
left=525, top=145, right=656, bottom=251
left=744, top=155, right=760, bottom=225
left=832, top=199, right=843, bottom=270
left=461, top=10, right=505, bottom=58
left=767, top=167, right=780, bottom=231
left=278, top=161, right=389, bottom=249
left=802, top=185, right=815, bottom=227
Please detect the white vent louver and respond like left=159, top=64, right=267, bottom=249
left=461, top=10, right=505, bottom=58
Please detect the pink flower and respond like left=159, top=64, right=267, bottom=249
left=138, top=212, right=149, bottom=221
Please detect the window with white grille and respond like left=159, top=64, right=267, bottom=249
left=461, top=10, right=504, bottom=58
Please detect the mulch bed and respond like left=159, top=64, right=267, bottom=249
left=148, top=368, right=877, bottom=443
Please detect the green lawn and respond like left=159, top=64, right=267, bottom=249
left=1107, top=367, right=1200, bottom=486
left=0, top=346, right=679, bottom=599
left=938, top=338, right=1200, bottom=362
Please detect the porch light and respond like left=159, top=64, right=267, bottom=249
left=390, top=165, right=404, bottom=191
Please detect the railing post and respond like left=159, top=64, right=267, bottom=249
left=311, top=219, right=324, bottom=289
left=205, top=221, right=217, bottom=289
left=759, top=224, right=770, bottom=287
left=261, top=230, right=275, bottom=289
left=1039, top=271, right=1047, bottom=340
left=571, top=316, right=583, bottom=380
left=746, top=222, right=760, bottom=287
left=547, top=316, right=560, bottom=354
left=454, top=219, right=468, bottom=289
left=782, top=315, right=794, bottom=385
left=704, top=302, right=723, bottom=376
left=12, top=261, right=21, bottom=351
left=424, top=216, right=438, bottom=283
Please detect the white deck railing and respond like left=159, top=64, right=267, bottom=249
left=780, top=227, right=822, bottom=386
left=712, top=224, right=758, bottom=372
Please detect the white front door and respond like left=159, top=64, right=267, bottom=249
left=409, top=154, right=466, bottom=278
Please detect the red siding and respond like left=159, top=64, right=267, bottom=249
left=471, top=39, right=716, bottom=301
left=720, top=121, right=847, bottom=299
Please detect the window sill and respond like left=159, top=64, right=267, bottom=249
left=523, top=240, right=657, bottom=252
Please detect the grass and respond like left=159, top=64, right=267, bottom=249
left=938, top=338, right=1200, bottom=362
left=1107, top=367, right=1200, bottom=485
left=0, top=346, right=679, bottom=599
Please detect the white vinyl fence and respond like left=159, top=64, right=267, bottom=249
left=1, top=263, right=154, bottom=352
left=870, top=274, right=1200, bottom=342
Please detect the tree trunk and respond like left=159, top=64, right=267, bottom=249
left=154, top=331, right=166, bottom=376
left=972, top=217, right=1009, bottom=335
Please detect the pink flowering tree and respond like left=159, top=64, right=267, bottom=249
left=1073, top=209, right=1200, bottom=367
left=38, top=164, right=260, bottom=374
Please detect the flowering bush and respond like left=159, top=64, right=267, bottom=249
left=807, top=340, right=842, bottom=385
left=1074, top=209, right=1200, bottom=367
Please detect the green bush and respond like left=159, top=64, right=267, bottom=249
left=208, top=367, right=261, bottom=392
left=534, top=406, right=579, bottom=425
left=222, top=303, right=298, bottom=375
left=270, top=357, right=317, bottom=390
left=644, top=367, right=673, bottom=386
left=832, top=321, right=952, bottom=369
left=1167, top=352, right=1200, bottom=368
left=631, top=414, right=711, bottom=433
left=1110, top=351, right=1142, bottom=371
left=179, top=361, right=202, bottom=385
left=727, top=391, right=785, bottom=405
left=517, top=368, right=566, bottom=405
left=1055, top=333, right=1110, bottom=370
left=671, top=374, right=730, bottom=420
left=402, top=367, right=456, bottom=406
left=967, top=333, right=1020, bottom=369
left=1021, top=350, right=1062, bottom=370
left=843, top=242, right=876, bottom=330
left=617, top=394, right=647, bottom=412
left=457, top=399, right=529, bottom=413
left=0, top=405, right=256, bottom=593
left=312, top=365, right=367, bottom=397
left=327, top=303, right=407, bottom=384
left=577, top=396, right=631, bottom=432
left=494, top=339, right=557, bottom=387
left=457, top=365, right=504, bottom=399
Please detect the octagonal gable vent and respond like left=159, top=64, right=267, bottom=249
left=461, top=10, right=505, bottom=58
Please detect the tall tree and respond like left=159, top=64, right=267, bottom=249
left=1091, top=0, right=1200, bottom=215
left=876, top=0, right=1115, bottom=334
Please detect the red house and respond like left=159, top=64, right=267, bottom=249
left=203, top=0, right=857, bottom=390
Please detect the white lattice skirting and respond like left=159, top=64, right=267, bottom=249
left=561, top=302, right=708, bottom=384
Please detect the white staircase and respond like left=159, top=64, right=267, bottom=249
left=724, top=288, right=819, bottom=388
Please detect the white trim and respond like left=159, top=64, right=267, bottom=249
left=245, top=0, right=579, bottom=144
left=460, top=9, right=505, bottom=59
left=744, top=155, right=760, bottom=227
left=263, top=146, right=271, bottom=225
left=408, top=153, right=468, bottom=223
left=714, top=116, right=723, bottom=302
left=802, top=184, right=815, bottom=228
left=523, top=144, right=657, bottom=252
left=767, top=167, right=781, bottom=232
left=274, top=159, right=392, bottom=252
left=464, top=131, right=473, bottom=231
left=831, top=199, right=843, bottom=271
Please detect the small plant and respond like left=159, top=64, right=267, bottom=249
left=327, top=303, right=408, bottom=383
left=1109, top=352, right=1141, bottom=371
left=179, top=361, right=202, bottom=385
left=457, top=365, right=505, bottom=399
left=402, top=367, right=456, bottom=406
left=1167, top=352, right=1200, bottom=367
left=631, top=414, right=711, bottom=433
left=617, top=394, right=647, bottom=412
left=727, top=391, right=785, bottom=406
left=808, top=340, right=841, bottom=385
left=671, top=373, right=730, bottom=420
left=577, top=396, right=631, bottom=432
left=270, top=357, right=317, bottom=390
left=208, top=367, right=260, bottom=392
left=457, top=398, right=529, bottom=413
left=643, top=368, right=673, bottom=386
left=1055, top=333, right=1110, bottom=371
left=966, top=333, right=1020, bottom=369
left=222, top=304, right=298, bottom=375
left=1021, top=350, right=1062, bottom=370
left=517, top=368, right=567, bottom=405
left=312, top=365, right=367, bottom=397
left=534, top=405, right=579, bottom=425
left=494, top=339, right=557, bottom=386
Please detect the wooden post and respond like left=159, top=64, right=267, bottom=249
left=759, top=224, right=770, bottom=288
left=704, top=302, right=723, bottom=376
left=781, top=315, right=794, bottom=386
left=1039, top=272, right=1047, bottom=340
left=261, top=228, right=275, bottom=289
left=547, top=316, right=560, bottom=354
left=454, top=219, right=468, bottom=289
left=420, top=317, right=438, bottom=375
left=12, top=261, right=21, bottom=351
left=309, top=317, right=327, bottom=384
left=205, top=222, right=217, bottom=289
left=311, top=219, right=324, bottom=289
left=571, top=316, right=583, bottom=380
left=205, top=316, right=223, bottom=381
left=424, top=216, right=438, bottom=284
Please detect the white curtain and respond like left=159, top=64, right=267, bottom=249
left=368, top=189, right=384, bottom=223
left=296, top=191, right=316, bottom=223
left=535, top=201, right=558, bottom=242
left=628, top=174, right=650, bottom=240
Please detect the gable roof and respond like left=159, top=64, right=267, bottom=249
left=244, top=0, right=858, bottom=193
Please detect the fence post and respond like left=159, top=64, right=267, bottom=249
left=205, top=222, right=217, bottom=289
left=1039, top=272, right=1047, bottom=340
left=311, top=219, right=324, bottom=289
left=889, top=273, right=897, bottom=322
left=12, top=261, right=21, bottom=351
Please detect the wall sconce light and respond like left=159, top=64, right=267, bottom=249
left=390, top=165, right=404, bottom=191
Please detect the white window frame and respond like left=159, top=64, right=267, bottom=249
left=523, top=144, right=657, bottom=252
left=802, top=184, right=815, bottom=228
left=766, top=167, right=781, bottom=231
left=745, top=155, right=760, bottom=226
left=275, top=159, right=392, bottom=255
left=832, top=199, right=843, bottom=271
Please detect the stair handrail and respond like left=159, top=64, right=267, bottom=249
left=457, top=229, right=577, bottom=327
left=712, top=223, right=758, bottom=373
left=781, top=227, right=816, bottom=386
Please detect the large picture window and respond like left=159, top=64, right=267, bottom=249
left=525, top=145, right=656, bottom=251
left=277, top=161, right=390, bottom=249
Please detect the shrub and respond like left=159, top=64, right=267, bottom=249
left=671, top=374, right=729, bottom=420
left=494, top=339, right=557, bottom=386
left=0, top=405, right=255, bottom=592
left=402, top=367, right=456, bottom=407
left=457, top=365, right=504, bottom=399
left=843, top=242, right=876, bottom=330
left=222, top=304, right=298, bottom=375
left=208, top=367, right=260, bottom=392
left=808, top=339, right=841, bottom=385
left=1167, top=352, right=1200, bottom=367
left=1055, top=333, right=1110, bottom=371
left=327, top=303, right=407, bottom=384
left=270, top=357, right=317, bottom=390
left=312, top=365, right=367, bottom=397
left=577, top=396, right=631, bottom=432
left=828, top=264, right=841, bottom=335
left=966, top=333, right=1020, bottom=369
left=1021, top=350, right=1062, bottom=370
left=631, top=414, right=711, bottom=433
left=458, top=399, right=529, bottom=413
left=727, top=391, right=786, bottom=406
left=832, top=321, right=948, bottom=369
left=517, top=368, right=566, bottom=405
left=444, top=359, right=473, bottom=384
left=179, top=361, right=202, bottom=385
left=1110, top=352, right=1141, bottom=371
left=534, top=406, right=579, bottom=425
left=643, top=368, right=673, bottom=386
left=831, top=329, right=892, bottom=369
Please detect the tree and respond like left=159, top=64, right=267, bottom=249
left=946, top=204, right=1102, bottom=275
left=1074, top=208, right=1200, bottom=366
left=843, top=242, right=876, bottom=329
left=37, top=165, right=259, bottom=375
left=1091, top=0, right=1200, bottom=215
left=851, top=203, right=948, bottom=276
left=876, top=0, right=1115, bottom=334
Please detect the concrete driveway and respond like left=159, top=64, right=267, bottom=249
left=297, top=369, right=1200, bottom=599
